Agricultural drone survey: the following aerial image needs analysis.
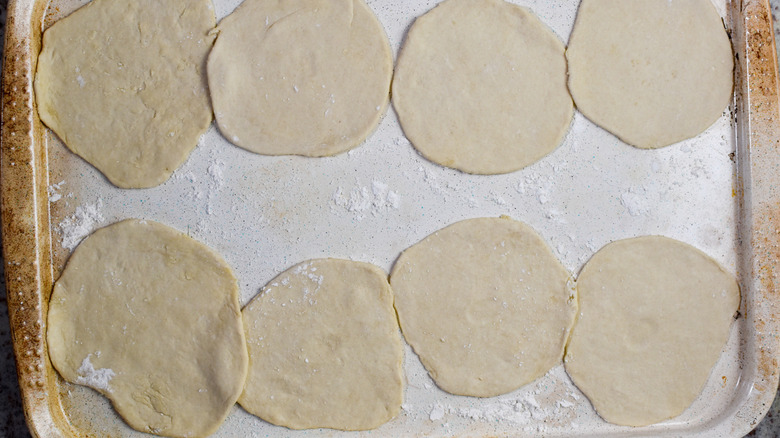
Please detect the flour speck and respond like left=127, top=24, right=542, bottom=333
left=57, top=200, right=105, bottom=250
left=76, top=353, right=115, bottom=392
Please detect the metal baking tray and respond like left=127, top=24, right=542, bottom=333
left=2, top=0, right=779, bottom=436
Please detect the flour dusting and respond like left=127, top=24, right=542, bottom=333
left=620, top=186, right=649, bottom=216
left=76, top=353, right=115, bottom=392
left=57, top=200, right=105, bottom=250
left=331, top=180, right=400, bottom=219
left=429, top=404, right=446, bottom=421
left=419, top=367, right=582, bottom=432
left=207, top=159, right=226, bottom=190
left=48, top=180, right=66, bottom=202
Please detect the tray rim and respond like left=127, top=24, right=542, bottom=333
left=1, top=0, right=779, bottom=437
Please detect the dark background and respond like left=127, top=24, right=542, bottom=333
left=0, top=1, right=779, bottom=437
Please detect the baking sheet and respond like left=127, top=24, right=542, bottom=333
left=3, top=0, right=780, bottom=436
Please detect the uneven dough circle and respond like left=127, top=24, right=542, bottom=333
left=390, top=217, right=576, bottom=397
left=392, top=0, right=573, bottom=174
left=565, top=236, right=740, bottom=426
left=35, top=0, right=215, bottom=188
left=208, top=0, right=392, bottom=156
left=239, top=259, right=404, bottom=430
left=48, top=220, right=248, bottom=438
left=566, top=0, right=734, bottom=149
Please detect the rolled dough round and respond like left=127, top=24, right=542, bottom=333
left=239, top=259, right=404, bottom=430
left=47, top=220, right=248, bottom=438
left=564, top=236, right=740, bottom=426
left=390, top=217, right=576, bottom=397
left=207, top=0, right=392, bottom=156
left=566, top=0, right=734, bottom=149
left=35, top=0, right=215, bottom=188
left=391, top=0, right=573, bottom=174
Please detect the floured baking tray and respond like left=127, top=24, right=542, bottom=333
left=2, top=0, right=779, bottom=436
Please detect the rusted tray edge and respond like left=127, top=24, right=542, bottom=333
left=1, top=0, right=779, bottom=437
left=1, top=0, right=71, bottom=436
left=725, top=0, right=780, bottom=435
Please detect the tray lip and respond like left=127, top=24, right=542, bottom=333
left=2, top=0, right=779, bottom=437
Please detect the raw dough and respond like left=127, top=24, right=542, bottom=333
left=47, top=220, right=248, bottom=438
left=35, top=0, right=215, bottom=189
left=564, top=236, right=740, bottom=426
left=390, top=217, right=576, bottom=397
left=566, top=0, right=734, bottom=149
left=207, top=0, right=392, bottom=156
left=239, top=259, right=403, bottom=430
left=392, top=0, right=573, bottom=174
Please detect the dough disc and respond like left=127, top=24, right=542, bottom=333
left=208, top=0, right=392, bottom=156
left=390, top=217, right=576, bottom=397
left=47, top=220, right=248, bottom=438
left=566, top=0, right=734, bottom=149
left=239, top=259, right=404, bottom=430
left=35, top=0, right=215, bottom=188
left=564, top=236, right=740, bottom=426
left=392, top=0, right=573, bottom=174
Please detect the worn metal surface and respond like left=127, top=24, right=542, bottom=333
left=1, top=0, right=778, bottom=436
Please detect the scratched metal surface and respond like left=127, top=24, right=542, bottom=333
left=1, top=0, right=778, bottom=437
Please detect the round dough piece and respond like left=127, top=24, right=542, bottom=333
left=564, top=236, right=740, bottom=426
left=35, top=0, right=215, bottom=188
left=207, top=0, right=392, bottom=156
left=47, top=220, right=248, bottom=438
left=239, top=259, right=404, bottom=430
left=391, top=0, right=573, bottom=174
left=566, top=0, right=734, bottom=149
left=390, top=217, right=576, bottom=397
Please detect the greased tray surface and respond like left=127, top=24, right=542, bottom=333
left=2, top=0, right=779, bottom=436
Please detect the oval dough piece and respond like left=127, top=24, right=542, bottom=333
left=47, top=220, right=248, bottom=438
left=566, top=0, right=734, bottom=149
left=392, top=0, right=573, bottom=174
left=564, top=236, right=740, bottom=426
left=390, top=217, right=576, bottom=397
left=239, top=259, right=404, bottom=430
left=35, top=0, right=215, bottom=188
left=207, top=0, right=392, bottom=156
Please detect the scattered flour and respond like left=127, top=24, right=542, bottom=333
left=57, top=200, right=104, bottom=250
left=620, top=186, right=649, bottom=216
left=429, top=404, right=446, bottom=421
left=207, top=159, right=226, bottom=190
left=415, top=166, right=480, bottom=207
left=293, top=262, right=324, bottom=286
left=205, top=149, right=227, bottom=215
left=331, top=180, right=400, bottom=219
left=173, top=170, right=198, bottom=184
left=489, top=191, right=507, bottom=206
left=48, top=180, right=66, bottom=202
left=76, top=353, right=115, bottom=392
left=420, top=368, right=582, bottom=432
left=515, top=172, right=553, bottom=205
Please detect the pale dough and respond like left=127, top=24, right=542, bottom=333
left=392, top=0, right=573, bottom=174
left=35, top=0, right=215, bottom=189
left=207, top=0, right=392, bottom=156
left=564, top=236, right=740, bottom=426
left=239, top=259, right=403, bottom=430
left=390, top=217, right=576, bottom=397
left=566, top=0, right=734, bottom=149
left=47, top=220, right=248, bottom=438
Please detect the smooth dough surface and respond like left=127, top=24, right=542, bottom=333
left=35, top=0, right=215, bottom=188
left=208, top=0, right=392, bottom=156
left=566, top=0, right=734, bottom=149
left=48, top=220, right=248, bottom=438
left=564, top=236, right=740, bottom=426
left=392, top=0, right=573, bottom=174
left=239, top=259, right=403, bottom=430
left=390, top=217, right=576, bottom=397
